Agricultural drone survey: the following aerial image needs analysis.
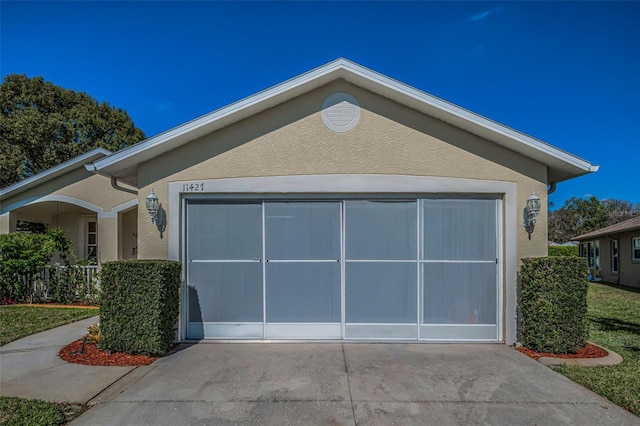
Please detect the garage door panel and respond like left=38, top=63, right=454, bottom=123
left=422, top=263, right=497, bottom=325
left=346, top=324, right=417, bottom=339
left=187, top=202, right=262, bottom=260
left=265, top=202, right=340, bottom=260
left=266, top=262, right=340, bottom=323
left=188, top=262, right=263, bottom=323
left=422, top=199, right=496, bottom=261
left=345, top=200, right=417, bottom=260
left=419, top=324, right=497, bottom=340
left=185, top=197, right=500, bottom=342
left=345, top=262, right=417, bottom=323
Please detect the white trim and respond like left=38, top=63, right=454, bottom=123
left=632, top=237, right=640, bottom=262
left=1, top=194, right=136, bottom=220
left=110, top=198, right=138, bottom=214
left=170, top=174, right=518, bottom=344
left=346, top=324, right=418, bottom=340
left=1, top=194, right=105, bottom=216
left=91, top=59, right=596, bottom=186
left=0, top=148, right=111, bottom=200
left=170, top=174, right=515, bottom=260
left=496, top=198, right=504, bottom=343
left=265, top=323, right=341, bottom=339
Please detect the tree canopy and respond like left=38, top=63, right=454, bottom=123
left=548, top=196, right=640, bottom=243
left=0, top=74, right=146, bottom=188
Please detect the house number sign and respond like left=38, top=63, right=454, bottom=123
left=181, top=182, right=206, bottom=192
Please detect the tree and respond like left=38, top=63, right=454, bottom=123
left=601, top=199, right=640, bottom=226
left=548, top=196, right=640, bottom=243
left=0, top=74, right=146, bottom=188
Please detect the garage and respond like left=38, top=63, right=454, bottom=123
left=185, top=196, right=499, bottom=341
left=79, top=59, right=598, bottom=345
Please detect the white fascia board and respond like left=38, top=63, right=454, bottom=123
left=92, top=58, right=597, bottom=183
left=0, top=148, right=111, bottom=199
left=92, top=60, right=350, bottom=178
left=337, top=62, right=597, bottom=177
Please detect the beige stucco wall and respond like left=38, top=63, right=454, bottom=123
left=135, top=80, right=548, bottom=263
left=581, top=232, right=640, bottom=288
left=0, top=212, right=17, bottom=233
left=119, top=207, right=138, bottom=260
left=1, top=169, right=133, bottom=214
left=619, top=231, right=640, bottom=288
left=1, top=168, right=136, bottom=264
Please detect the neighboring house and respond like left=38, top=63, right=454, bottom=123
left=574, top=216, right=640, bottom=288
left=0, top=149, right=139, bottom=264
left=0, top=58, right=598, bottom=344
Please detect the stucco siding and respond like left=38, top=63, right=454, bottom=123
left=581, top=232, right=640, bottom=288
left=597, top=237, right=618, bottom=284
left=1, top=168, right=134, bottom=215
left=136, top=80, right=548, bottom=261
left=620, top=231, right=640, bottom=288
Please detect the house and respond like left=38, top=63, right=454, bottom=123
left=0, top=58, right=598, bottom=344
left=574, top=216, right=640, bottom=288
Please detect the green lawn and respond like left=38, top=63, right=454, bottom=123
left=556, top=282, right=640, bottom=417
left=0, top=306, right=97, bottom=346
left=0, top=396, right=64, bottom=426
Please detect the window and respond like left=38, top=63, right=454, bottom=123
left=87, top=221, right=98, bottom=263
left=633, top=237, right=640, bottom=261
left=580, top=243, right=590, bottom=259
left=611, top=240, right=618, bottom=273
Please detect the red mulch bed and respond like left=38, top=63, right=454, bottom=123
left=59, top=339, right=158, bottom=366
left=518, top=343, right=608, bottom=360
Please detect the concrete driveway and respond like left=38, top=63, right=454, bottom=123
left=73, top=343, right=639, bottom=425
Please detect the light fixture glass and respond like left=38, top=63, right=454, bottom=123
left=524, top=189, right=541, bottom=235
left=146, top=188, right=159, bottom=224
left=526, top=190, right=541, bottom=218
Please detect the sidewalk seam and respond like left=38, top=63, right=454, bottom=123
left=84, top=366, right=145, bottom=405
left=342, top=343, right=357, bottom=426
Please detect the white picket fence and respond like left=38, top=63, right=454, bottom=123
left=19, top=265, right=100, bottom=302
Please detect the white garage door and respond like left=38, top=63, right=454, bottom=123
left=185, top=197, right=499, bottom=341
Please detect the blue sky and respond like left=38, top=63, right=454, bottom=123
left=2, top=1, right=639, bottom=208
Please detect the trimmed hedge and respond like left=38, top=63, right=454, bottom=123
left=548, top=245, right=579, bottom=257
left=520, top=257, right=589, bottom=353
left=99, top=260, right=181, bottom=356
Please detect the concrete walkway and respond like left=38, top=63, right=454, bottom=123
left=0, top=316, right=134, bottom=404
left=1, top=320, right=638, bottom=425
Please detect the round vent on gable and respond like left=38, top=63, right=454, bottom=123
left=321, top=93, right=361, bottom=133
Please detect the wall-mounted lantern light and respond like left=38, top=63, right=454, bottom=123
left=145, top=188, right=160, bottom=224
left=524, top=189, right=541, bottom=235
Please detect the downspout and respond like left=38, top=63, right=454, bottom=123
left=110, top=177, right=138, bottom=195
left=85, top=163, right=138, bottom=195
left=548, top=182, right=557, bottom=194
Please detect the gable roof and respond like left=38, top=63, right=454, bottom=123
left=88, top=58, right=598, bottom=187
left=573, top=216, right=640, bottom=241
left=0, top=148, right=112, bottom=200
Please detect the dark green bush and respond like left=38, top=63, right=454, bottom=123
left=520, top=257, right=589, bottom=353
left=99, top=260, right=181, bottom=356
left=548, top=245, right=579, bottom=257
left=0, top=229, right=71, bottom=302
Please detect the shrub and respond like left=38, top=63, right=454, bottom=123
left=99, top=260, right=181, bottom=356
left=0, top=229, right=70, bottom=302
left=86, top=323, right=102, bottom=344
left=520, top=257, right=589, bottom=353
left=0, top=228, right=97, bottom=304
left=548, top=245, right=579, bottom=257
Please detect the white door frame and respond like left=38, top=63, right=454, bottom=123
left=169, top=175, right=516, bottom=343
